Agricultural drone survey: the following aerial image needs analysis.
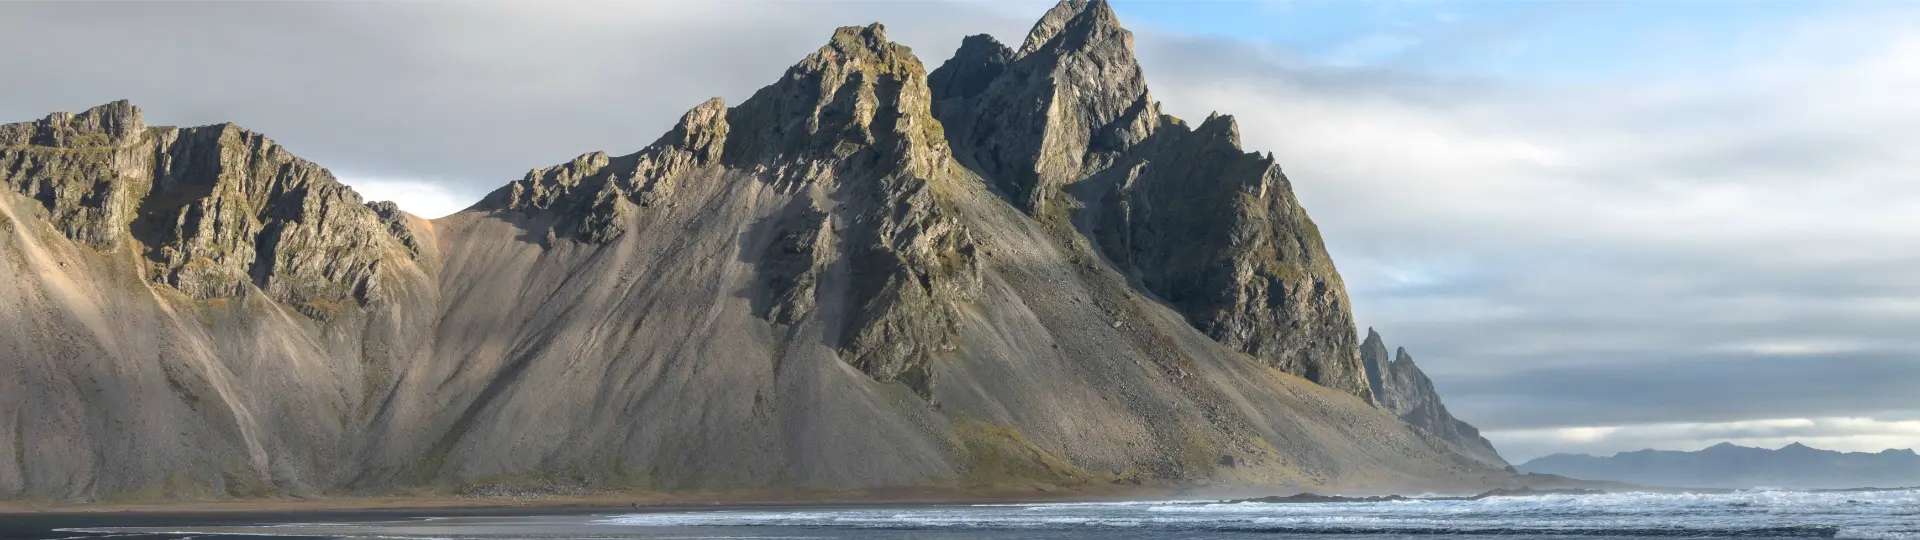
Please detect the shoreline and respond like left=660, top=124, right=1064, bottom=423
left=7, top=488, right=1906, bottom=540
left=0, top=473, right=1668, bottom=516
left=0, top=484, right=1176, bottom=516
left=0, top=490, right=1165, bottom=540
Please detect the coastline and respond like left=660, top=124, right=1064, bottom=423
left=0, top=479, right=1808, bottom=540
left=0, top=490, right=1162, bottom=540
left=0, top=484, right=1170, bottom=515
left=0, top=471, right=1652, bottom=516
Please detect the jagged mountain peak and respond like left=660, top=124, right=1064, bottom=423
left=795, top=23, right=919, bottom=78
left=932, top=0, right=1154, bottom=213
left=1194, top=112, right=1246, bottom=151
left=0, top=100, right=425, bottom=318
left=827, top=23, right=891, bottom=56
left=1018, top=0, right=1123, bottom=58
left=926, top=0, right=1381, bottom=400
left=1361, top=328, right=1389, bottom=401
left=667, top=97, right=729, bottom=151
left=0, top=99, right=145, bottom=148
left=1365, top=331, right=1508, bottom=468
left=723, top=21, right=949, bottom=177
left=480, top=22, right=959, bottom=243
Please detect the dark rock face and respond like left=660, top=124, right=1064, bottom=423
left=927, top=0, right=1369, bottom=400
left=1366, top=329, right=1507, bottom=468
left=1520, top=443, right=1920, bottom=489
left=1362, top=329, right=1390, bottom=400
left=934, top=0, right=1159, bottom=215
left=926, top=35, right=1012, bottom=106
left=730, top=24, right=981, bottom=401
left=0, top=100, right=420, bottom=317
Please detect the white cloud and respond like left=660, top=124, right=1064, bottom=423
left=1130, top=7, right=1920, bottom=457
left=1149, top=19, right=1920, bottom=328
left=336, top=175, right=474, bottom=219
left=1711, top=339, right=1877, bottom=357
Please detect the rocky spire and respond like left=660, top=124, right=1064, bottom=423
left=1361, top=328, right=1389, bottom=402
left=1375, top=343, right=1508, bottom=468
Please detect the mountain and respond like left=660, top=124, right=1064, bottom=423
left=1360, top=329, right=1507, bottom=468
left=0, top=1, right=1510, bottom=501
left=929, top=1, right=1371, bottom=400
left=1520, top=443, right=1920, bottom=489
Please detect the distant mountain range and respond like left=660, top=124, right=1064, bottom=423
left=1519, top=443, right=1920, bottom=489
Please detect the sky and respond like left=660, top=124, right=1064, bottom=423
left=2, top=0, right=1917, bottom=463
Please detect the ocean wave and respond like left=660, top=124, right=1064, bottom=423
left=594, top=488, right=1920, bottom=539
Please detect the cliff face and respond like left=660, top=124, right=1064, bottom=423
left=928, top=0, right=1370, bottom=401
left=1363, top=329, right=1508, bottom=468
left=0, top=0, right=1505, bottom=501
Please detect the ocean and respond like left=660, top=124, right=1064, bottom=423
left=27, top=488, right=1920, bottom=540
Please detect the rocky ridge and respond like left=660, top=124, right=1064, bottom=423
left=474, top=23, right=979, bottom=400
left=928, top=0, right=1370, bottom=400
left=1362, top=329, right=1508, bottom=468
left=0, top=100, right=422, bottom=317
left=0, top=1, right=1510, bottom=501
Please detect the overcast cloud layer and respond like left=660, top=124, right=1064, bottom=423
left=3, top=1, right=1915, bottom=462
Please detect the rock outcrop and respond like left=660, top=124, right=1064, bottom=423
left=0, top=100, right=423, bottom=317
left=928, top=0, right=1370, bottom=401
left=1364, top=329, right=1508, bottom=468
left=0, top=1, right=1508, bottom=501
left=475, top=96, right=729, bottom=243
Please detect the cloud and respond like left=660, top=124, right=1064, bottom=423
left=334, top=175, right=474, bottom=220
left=1125, top=7, right=1920, bottom=456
